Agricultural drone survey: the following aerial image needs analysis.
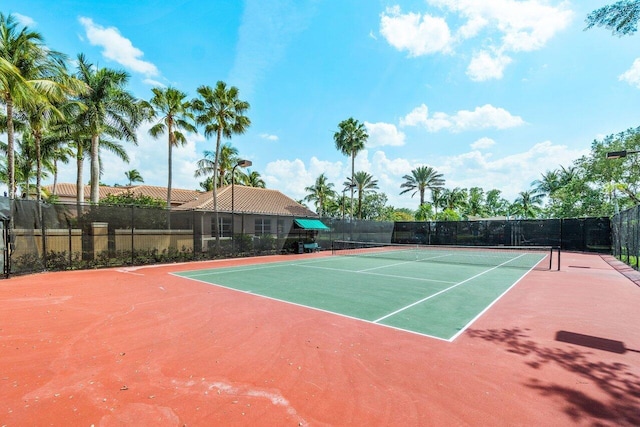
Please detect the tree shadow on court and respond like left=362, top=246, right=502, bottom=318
left=466, top=327, right=640, bottom=426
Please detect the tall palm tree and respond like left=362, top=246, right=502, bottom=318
left=400, top=165, right=445, bottom=207
left=192, top=81, right=250, bottom=248
left=346, top=171, right=378, bottom=219
left=146, top=86, right=196, bottom=208
left=334, top=117, right=368, bottom=220
left=74, top=53, right=143, bottom=204
left=125, top=169, right=144, bottom=186
left=304, top=173, right=336, bottom=217
left=0, top=13, right=66, bottom=199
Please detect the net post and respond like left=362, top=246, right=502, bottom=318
left=556, top=247, right=561, bottom=271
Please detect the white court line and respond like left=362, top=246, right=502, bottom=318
left=356, top=252, right=453, bottom=272
left=294, top=263, right=456, bottom=285
left=178, top=256, right=337, bottom=278
left=373, top=253, right=528, bottom=324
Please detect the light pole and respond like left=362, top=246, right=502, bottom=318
left=606, top=149, right=640, bottom=159
left=342, top=183, right=356, bottom=241
left=231, top=159, right=252, bottom=253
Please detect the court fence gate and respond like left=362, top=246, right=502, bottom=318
left=0, top=197, right=612, bottom=277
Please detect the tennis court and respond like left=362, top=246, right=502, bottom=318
left=175, top=242, right=555, bottom=341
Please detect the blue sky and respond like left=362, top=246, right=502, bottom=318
left=4, top=0, right=640, bottom=210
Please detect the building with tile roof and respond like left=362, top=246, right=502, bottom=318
left=44, top=183, right=203, bottom=207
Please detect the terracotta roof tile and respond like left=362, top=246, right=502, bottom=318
left=176, top=185, right=317, bottom=217
left=45, top=183, right=314, bottom=217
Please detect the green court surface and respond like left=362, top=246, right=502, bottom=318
left=174, top=249, right=548, bottom=341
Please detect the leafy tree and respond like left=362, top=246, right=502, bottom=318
left=192, top=81, right=250, bottom=249
left=358, top=192, right=389, bottom=221
left=464, top=187, right=486, bottom=218
left=304, top=173, right=336, bottom=216
left=74, top=54, right=143, bottom=203
left=100, top=191, right=166, bottom=208
left=346, top=170, right=379, bottom=219
left=146, top=86, right=196, bottom=208
left=334, top=117, right=368, bottom=218
left=436, top=208, right=461, bottom=222
left=125, top=169, right=144, bottom=186
left=399, top=165, right=445, bottom=208
left=586, top=1, right=640, bottom=36
left=485, top=189, right=510, bottom=217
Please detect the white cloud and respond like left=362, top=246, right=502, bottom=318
left=12, top=13, right=35, bottom=27
left=471, top=137, right=496, bottom=149
left=619, top=58, right=640, bottom=88
left=379, top=6, right=453, bottom=56
left=400, top=103, right=525, bottom=132
left=143, top=78, right=165, bottom=87
left=381, top=1, right=572, bottom=80
left=365, top=121, right=406, bottom=147
left=466, top=50, right=512, bottom=81
left=78, top=17, right=159, bottom=76
left=260, top=133, right=279, bottom=141
left=437, top=140, right=587, bottom=200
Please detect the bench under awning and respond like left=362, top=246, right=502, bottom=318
left=294, top=218, right=330, bottom=230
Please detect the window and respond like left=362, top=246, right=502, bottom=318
left=277, top=219, right=286, bottom=237
left=255, top=218, right=271, bottom=235
left=212, top=216, right=232, bottom=237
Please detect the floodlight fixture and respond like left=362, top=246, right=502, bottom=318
left=606, top=149, right=640, bottom=159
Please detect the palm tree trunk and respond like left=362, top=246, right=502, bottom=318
left=350, top=153, right=355, bottom=221
left=212, top=130, right=221, bottom=250
left=35, top=133, right=42, bottom=203
left=7, top=100, right=15, bottom=200
left=90, top=134, right=100, bottom=203
left=52, top=159, right=58, bottom=196
left=167, top=138, right=172, bottom=209
left=76, top=144, right=84, bottom=206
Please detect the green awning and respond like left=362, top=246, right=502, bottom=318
left=294, top=218, right=330, bottom=230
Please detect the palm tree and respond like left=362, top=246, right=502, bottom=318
left=125, top=169, right=144, bottom=186
left=239, top=169, right=266, bottom=188
left=192, top=81, right=250, bottom=249
left=532, top=169, right=561, bottom=198
left=304, top=173, right=336, bottom=216
left=218, top=143, right=240, bottom=186
left=194, top=143, right=240, bottom=187
left=512, top=190, right=544, bottom=219
left=41, top=136, right=73, bottom=196
left=399, top=165, right=445, bottom=207
left=346, top=171, right=378, bottom=219
left=334, top=117, right=368, bottom=220
left=441, top=187, right=467, bottom=212
left=146, top=86, right=196, bottom=208
left=74, top=53, right=143, bottom=204
left=0, top=13, right=67, bottom=199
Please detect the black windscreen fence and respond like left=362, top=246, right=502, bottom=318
left=392, top=218, right=611, bottom=252
left=1, top=197, right=612, bottom=277
left=611, top=205, right=640, bottom=270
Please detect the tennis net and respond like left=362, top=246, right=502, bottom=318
left=331, top=240, right=558, bottom=270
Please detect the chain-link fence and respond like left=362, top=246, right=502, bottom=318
left=4, top=199, right=394, bottom=276
left=611, top=205, right=640, bottom=270
left=2, top=197, right=613, bottom=277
